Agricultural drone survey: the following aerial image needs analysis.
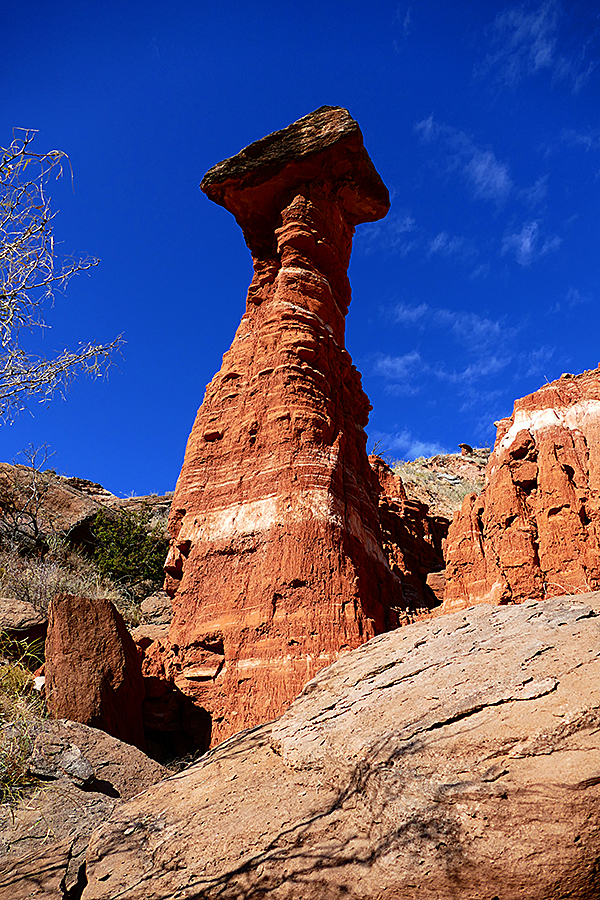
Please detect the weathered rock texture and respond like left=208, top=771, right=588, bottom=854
left=84, top=592, right=600, bottom=900
left=0, top=597, right=46, bottom=642
left=369, top=456, right=446, bottom=616
left=444, top=368, right=600, bottom=612
left=163, top=106, right=438, bottom=746
left=393, top=447, right=489, bottom=520
left=0, top=719, right=168, bottom=898
left=45, top=594, right=146, bottom=750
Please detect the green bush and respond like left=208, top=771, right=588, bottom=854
left=92, top=504, right=168, bottom=595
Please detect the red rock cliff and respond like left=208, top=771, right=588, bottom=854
left=163, top=107, right=415, bottom=745
left=443, top=368, right=600, bottom=612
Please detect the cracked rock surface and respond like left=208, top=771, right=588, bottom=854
left=0, top=719, right=168, bottom=898
left=84, top=592, right=600, bottom=899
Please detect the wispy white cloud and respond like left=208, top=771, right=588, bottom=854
left=373, top=303, right=518, bottom=400
left=439, top=356, right=512, bottom=384
left=522, top=344, right=555, bottom=377
left=392, top=302, right=515, bottom=353
left=519, top=175, right=548, bottom=206
left=501, top=220, right=561, bottom=265
left=393, top=5, right=413, bottom=52
left=369, top=301, right=555, bottom=440
left=470, top=263, right=491, bottom=279
left=540, top=234, right=562, bottom=254
left=415, top=116, right=513, bottom=204
left=478, top=0, right=598, bottom=94
left=402, top=6, right=412, bottom=36
left=465, top=151, right=513, bottom=202
left=481, top=0, right=559, bottom=85
left=393, top=303, right=428, bottom=324
left=552, top=286, right=592, bottom=313
left=428, top=231, right=468, bottom=257
left=357, top=210, right=418, bottom=255
left=358, top=211, right=477, bottom=268
left=560, top=128, right=600, bottom=151
left=372, top=346, right=512, bottom=395
left=414, top=115, right=438, bottom=142
left=373, top=351, right=424, bottom=393
left=565, top=286, right=588, bottom=306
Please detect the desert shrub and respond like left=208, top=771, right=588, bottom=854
left=0, top=535, right=127, bottom=616
left=0, top=721, right=37, bottom=805
left=93, top=504, right=168, bottom=597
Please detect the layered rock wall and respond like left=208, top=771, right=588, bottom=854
left=163, top=107, right=422, bottom=745
left=369, top=456, right=447, bottom=616
left=444, top=368, right=600, bottom=611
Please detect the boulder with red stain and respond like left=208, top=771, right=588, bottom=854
left=164, top=106, right=413, bottom=746
left=443, top=368, right=600, bottom=612
left=45, top=594, right=146, bottom=751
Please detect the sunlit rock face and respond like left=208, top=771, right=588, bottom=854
left=162, top=106, right=419, bottom=746
left=443, top=368, right=600, bottom=612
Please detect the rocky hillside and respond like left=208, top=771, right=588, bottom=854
left=393, top=446, right=489, bottom=519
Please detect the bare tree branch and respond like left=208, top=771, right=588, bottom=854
left=0, top=129, right=123, bottom=422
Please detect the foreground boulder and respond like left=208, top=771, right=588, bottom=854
left=444, top=367, right=600, bottom=611
left=84, top=593, right=600, bottom=899
left=163, top=105, right=441, bottom=747
left=0, top=719, right=168, bottom=899
left=45, top=594, right=146, bottom=750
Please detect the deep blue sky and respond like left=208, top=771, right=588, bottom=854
left=1, top=0, right=599, bottom=495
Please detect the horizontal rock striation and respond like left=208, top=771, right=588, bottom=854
left=162, top=107, right=429, bottom=746
left=444, top=368, right=600, bottom=611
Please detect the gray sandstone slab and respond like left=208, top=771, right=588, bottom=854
left=0, top=719, right=168, bottom=898
left=83, top=594, right=600, bottom=899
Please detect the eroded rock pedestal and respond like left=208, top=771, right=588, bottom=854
left=444, top=368, right=600, bottom=611
left=163, top=107, right=430, bottom=745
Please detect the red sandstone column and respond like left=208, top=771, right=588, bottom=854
left=165, top=107, right=399, bottom=745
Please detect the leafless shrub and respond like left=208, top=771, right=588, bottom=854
left=0, top=445, right=58, bottom=554
left=0, top=128, right=122, bottom=422
left=0, top=536, right=128, bottom=617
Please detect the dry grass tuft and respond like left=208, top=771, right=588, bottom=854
left=0, top=633, right=46, bottom=805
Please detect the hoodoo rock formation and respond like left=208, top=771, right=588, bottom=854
left=444, top=368, right=600, bottom=611
left=162, top=107, right=442, bottom=747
